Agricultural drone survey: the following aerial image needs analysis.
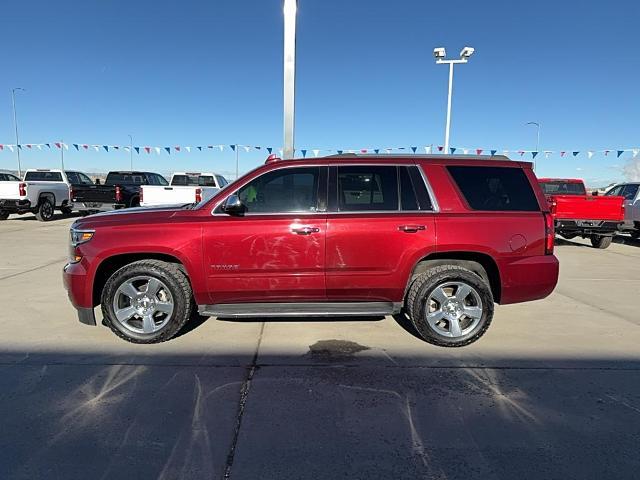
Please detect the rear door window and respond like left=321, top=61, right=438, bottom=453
left=621, top=184, right=639, bottom=201
left=337, top=165, right=398, bottom=211
left=447, top=166, right=539, bottom=211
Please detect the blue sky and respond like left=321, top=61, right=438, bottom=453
left=1, top=0, right=639, bottom=185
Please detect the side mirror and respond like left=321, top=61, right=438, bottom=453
left=592, top=191, right=599, bottom=196
left=221, top=194, right=246, bottom=216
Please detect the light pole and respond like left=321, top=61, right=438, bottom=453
left=11, top=88, right=25, bottom=177
left=433, top=47, right=475, bottom=153
left=283, top=0, right=297, bottom=159
left=128, top=134, right=133, bottom=170
left=526, top=122, right=540, bottom=171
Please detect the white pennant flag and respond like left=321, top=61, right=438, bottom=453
left=424, top=145, right=432, bottom=154
left=312, top=149, right=320, bottom=157
left=633, top=149, right=639, bottom=158
left=219, top=145, right=224, bottom=151
left=93, top=145, right=99, bottom=151
left=544, top=151, right=551, bottom=158
left=185, top=146, right=191, bottom=153
left=243, top=146, right=251, bottom=152
left=124, top=146, right=130, bottom=152
left=385, top=148, right=392, bottom=153
left=278, top=149, right=284, bottom=156
left=36, top=144, right=42, bottom=150
left=462, top=148, right=469, bottom=155
left=155, top=147, right=161, bottom=155
left=7, top=145, right=14, bottom=152
left=587, top=151, right=595, bottom=159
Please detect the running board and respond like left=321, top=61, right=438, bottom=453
left=198, top=302, right=402, bottom=318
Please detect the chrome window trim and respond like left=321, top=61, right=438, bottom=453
left=210, top=161, right=440, bottom=216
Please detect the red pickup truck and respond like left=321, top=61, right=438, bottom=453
left=64, top=155, right=559, bottom=347
left=538, top=178, right=625, bottom=249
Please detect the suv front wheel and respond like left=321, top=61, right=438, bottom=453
left=101, top=260, right=193, bottom=343
left=406, top=265, right=494, bottom=347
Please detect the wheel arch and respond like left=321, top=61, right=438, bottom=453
left=38, top=191, right=56, bottom=205
left=405, top=251, right=502, bottom=303
left=92, top=252, right=190, bottom=307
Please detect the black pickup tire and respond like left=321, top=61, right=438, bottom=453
left=34, top=198, right=55, bottom=222
left=630, top=231, right=640, bottom=240
left=0, top=210, right=9, bottom=220
left=60, top=205, right=73, bottom=215
left=406, top=265, right=494, bottom=347
left=101, top=260, right=193, bottom=343
left=590, top=235, right=612, bottom=249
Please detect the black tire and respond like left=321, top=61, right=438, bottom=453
left=590, top=235, right=612, bottom=249
left=34, top=198, right=55, bottom=222
left=61, top=206, right=73, bottom=215
left=406, top=265, right=494, bottom=347
left=129, top=196, right=140, bottom=208
left=0, top=210, right=9, bottom=220
left=101, top=260, right=193, bottom=344
left=631, top=231, right=640, bottom=240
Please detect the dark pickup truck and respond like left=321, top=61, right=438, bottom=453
left=72, top=171, right=168, bottom=214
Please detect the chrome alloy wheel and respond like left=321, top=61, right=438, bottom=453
left=426, top=281, right=483, bottom=338
left=112, top=276, right=174, bottom=334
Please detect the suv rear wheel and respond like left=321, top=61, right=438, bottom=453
left=0, top=210, right=9, bottom=220
left=101, top=260, right=193, bottom=343
left=406, top=265, right=494, bottom=347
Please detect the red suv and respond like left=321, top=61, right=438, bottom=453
left=63, top=155, right=559, bottom=347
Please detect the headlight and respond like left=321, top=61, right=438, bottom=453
left=70, top=229, right=95, bottom=246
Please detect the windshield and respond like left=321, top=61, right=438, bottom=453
left=539, top=181, right=586, bottom=196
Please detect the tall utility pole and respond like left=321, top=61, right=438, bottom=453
left=128, top=134, right=133, bottom=170
left=235, top=144, right=239, bottom=179
left=283, top=0, right=297, bottom=159
left=526, top=121, right=541, bottom=171
left=433, top=47, right=475, bottom=153
left=11, top=88, right=25, bottom=176
left=60, top=140, right=65, bottom=170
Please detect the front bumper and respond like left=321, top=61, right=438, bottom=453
left=63, top=261, right=96, bottom=325
left=0, top=198, right=32, bottom=212
left=555, top=219, right=622, bottom=235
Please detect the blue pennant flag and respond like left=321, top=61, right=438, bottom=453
left=411, top=146, right=417, bottom=153
left=230, top=144, right=236, bottom=152
left=103, top=145, right=109, bottom=152
left=17, top=145, right=22, bottom=150
left=374, top=149, right=380, bottom=154
left=532, top=151, right=539, bottom=159
left=301, top=149, right=307, bottom=158
left=165, top=147, right=171, bottom=154
left=73, top=144, right=79, bottom=151
left=45, top=143, right=50, bottom=149
left=134, top=147, right=140, bottom=154
left=572, top=151, right=579, bottom=157
left=197, top=146, right=202, bottom=151
left=617, top=150, right=624, bottom=158
left=490, top=149, right=497, bottom=156
left=267, top=147, right=273, bottom=154
left=255, top=146, right=261, bottom=150
left=337, top=150, right=343, bottom=154
left=450, top=147, right=456, bottom=154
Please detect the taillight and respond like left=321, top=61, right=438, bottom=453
left=115, top=186, right=122, bottom=202
left=544, top=212, right=555, bottom=255
left=195, top=188, right=202, bottom=203
left=139, top=187, right=143, bottom=204
left=18, top=182, right=26, bottom=196
left=69, top=186, right=74, bottom=200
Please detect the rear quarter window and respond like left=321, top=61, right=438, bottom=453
left=447, top=166, right=540, bottom=212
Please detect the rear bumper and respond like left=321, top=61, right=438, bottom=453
left=499, top=255, right=559, bottom=305
left=75, top=202, right=126, bottom=212
left=555, top=219, right=621, bottom=235
left=63, top=261, right=96, bottom=325
left=0, top=198, right=32, bottom=212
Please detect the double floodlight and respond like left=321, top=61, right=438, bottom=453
left=433, top=46, right=475, bottom=62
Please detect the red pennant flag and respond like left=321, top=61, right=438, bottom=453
left=174, top=146, right=181, bottom=152
left=560, top=151, right=566, bottom=157
left=0, top=145, right=3, bottom=150
left=82, top=144, right=88, bottom=150
left=144, top=146, right=151, bottom=154
left=26, top=144, right=32, bottom=149
left=437, top=146, right=444, bottom=152
left=360, top=149, right=368, bottom=154
left=55, top=142, right=61, bottom=149
left=476, top=148, right=483, bottom=155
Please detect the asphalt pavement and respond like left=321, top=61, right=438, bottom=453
left=0, top=213, right=639, bottom=480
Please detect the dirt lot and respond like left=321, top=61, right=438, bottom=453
left=1, top=213, right=639, bottom=479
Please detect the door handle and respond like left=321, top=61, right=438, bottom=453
left=291, top=226, right=320, bottom=235
left=398, top=224, right=426, bottom=233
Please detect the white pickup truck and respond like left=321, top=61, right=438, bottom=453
left=140, top=172, right=229, bottom=207
left=0, top=169, right=93, bottom=221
